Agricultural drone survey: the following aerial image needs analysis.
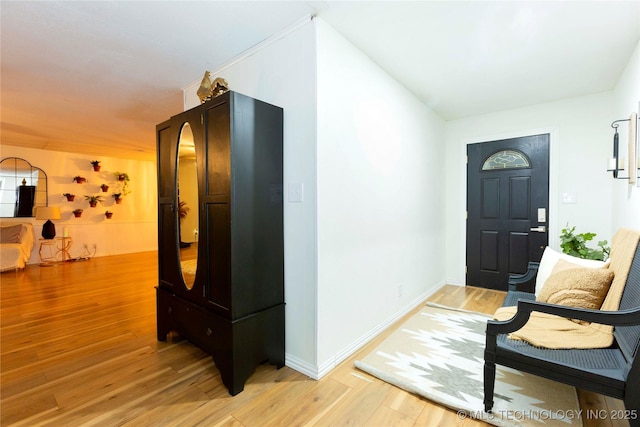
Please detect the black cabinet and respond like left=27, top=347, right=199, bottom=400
left=156, top=91, right=284, bottom=395
left=15, top=185, right=35, bottom=217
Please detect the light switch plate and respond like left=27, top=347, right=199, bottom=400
left=288, top=183, right=303, bottom=203
left=562, top=192, right=577, bottom=204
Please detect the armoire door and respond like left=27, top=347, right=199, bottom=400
left=202, top=96, right=233, bottom=315
left=156, top=118, right=178, bottom=292
left=202, top=92, right=284, bottom=320
left=156, top=108, right=206, bottom=302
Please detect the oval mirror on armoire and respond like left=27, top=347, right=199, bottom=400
left=176, top=122, right=199, bottom=290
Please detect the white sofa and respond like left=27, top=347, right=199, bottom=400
left=0, top=223, right=35, bottom=272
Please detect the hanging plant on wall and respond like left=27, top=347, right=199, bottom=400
left=113, top=172, right=131, bottom=195
left=73, top=176, right=87, bottom=184
left=63, top=193, right=75, bottom=202
left=84, top=195, right=104, bottom=207
left=113, top=193, right=123, bottom=204
left=91, top=160, right=101, bottom=171
left=73, top=209, right=83, bottom=218
left=114, top=172, right=129, bottom=182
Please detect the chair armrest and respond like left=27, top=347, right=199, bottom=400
left=487, top=300, right=640, bottom=336
left=508, top=262, right=539, bottom=292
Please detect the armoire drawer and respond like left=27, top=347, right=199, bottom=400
left=157, top=287, right=226, bottom=353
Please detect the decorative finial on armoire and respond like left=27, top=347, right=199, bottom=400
left=197, top=72, right=230, bottom=104
left=197, top=71, right=213, bottom=104
left=211, top=77, right=230, bottom=98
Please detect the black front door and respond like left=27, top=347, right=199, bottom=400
left=466, top=134, right=550, bottom=290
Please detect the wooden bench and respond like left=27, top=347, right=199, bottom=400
left=484, top=242, right=640, bottom=426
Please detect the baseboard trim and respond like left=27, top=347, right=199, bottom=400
left=285, top=353, right=320, bottom=380
left=316, top=282, right=445, bottom=379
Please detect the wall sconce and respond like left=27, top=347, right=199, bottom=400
left=608, top=120, right=626, bottom=178
left=608, top=113, right=639, bottom=184
left=632, top=112, right=638, bottom=185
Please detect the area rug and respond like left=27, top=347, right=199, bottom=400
left=355, top=303, right=582, bottom=426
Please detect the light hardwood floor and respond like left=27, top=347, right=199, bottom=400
left=0, top=252, right=628, bottom=426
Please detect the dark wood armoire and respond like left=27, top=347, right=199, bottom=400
left=155, top=91, right=284, bottom=396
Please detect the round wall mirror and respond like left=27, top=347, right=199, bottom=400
left=177, top=123, right=199, bottom=290
left=0, top=157, right=48, bottom=217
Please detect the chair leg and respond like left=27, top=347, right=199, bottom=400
left=484, top=360, right=496, bottom=412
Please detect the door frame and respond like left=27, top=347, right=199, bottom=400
left=460, top=127, right=559, bottom=283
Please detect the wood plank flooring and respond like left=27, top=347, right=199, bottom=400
left=0, top=252, right=628, bottom=426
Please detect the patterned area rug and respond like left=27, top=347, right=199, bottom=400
left=355, top=303, right=583, bottom=427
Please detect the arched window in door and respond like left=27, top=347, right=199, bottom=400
left=482, top=150, right=530, bottom=171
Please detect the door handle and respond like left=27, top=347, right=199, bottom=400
left=530, top=226, right=546, bottom=233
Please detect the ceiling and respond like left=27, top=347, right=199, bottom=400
left=2, top=1, right=639, bottom=162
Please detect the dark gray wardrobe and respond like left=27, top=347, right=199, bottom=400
left=155, top=91, right=284, bottom=395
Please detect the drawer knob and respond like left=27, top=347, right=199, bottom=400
left=206, top=328, right=212, bottom=336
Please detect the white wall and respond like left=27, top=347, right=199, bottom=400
left=611, top=40, right=640, bottom=233
left=445, top=92, right=615, bottom=286
left=315, top=19, right=447, bottom=375
left=184, top=17, right=447, bottom=379
left=0, top=145, right=157, bottom=261
left=183, top=19, right=319, bottom=375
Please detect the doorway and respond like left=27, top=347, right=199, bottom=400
left=466, top=134, right=550, bottom=290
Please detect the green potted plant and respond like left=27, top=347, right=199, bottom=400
left=73, top=176, right=87, bottom=184
left=113, top=193, right=123, bottom=204
left=84, top=195, right=104, bottom=207
left=560, top=224, right=610, bottom=261
left=114, top=172, right=129, bottom=182
left=105, top=210, right=113, bottom=219
left=100, top=184, right=109, bottom=192
left=72, top=208, right=83, bottom=218
left=63, top=193, right=75, bottom=202
left=91, top=160, right=101, bottom=171
left=113, top=172, right=131, bottom=195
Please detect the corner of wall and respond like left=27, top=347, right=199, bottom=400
left=315, top=17, right=447, bottom=374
